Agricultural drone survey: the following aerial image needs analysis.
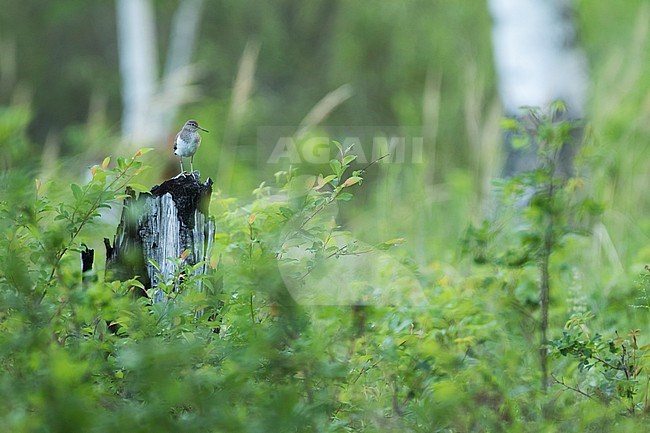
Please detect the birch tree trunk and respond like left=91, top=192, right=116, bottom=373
left=488, top=0, right=589, bottom=176
left=116, top=0, right=158, bottom=143
left=105, top=173, right=215, bottom=303
left=116, top=0, right=206, bottom=145
left=153, top=0, right=207, bottom=143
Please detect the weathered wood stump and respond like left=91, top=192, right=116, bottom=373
left=104, top=172, right=215, bottom=302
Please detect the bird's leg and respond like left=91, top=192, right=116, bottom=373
left=179, top=157, right=185, bottom=173
left=190, top=156, right=194, bottom=173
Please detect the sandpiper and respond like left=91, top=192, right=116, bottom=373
left=173, top=119, right=208, bottom=173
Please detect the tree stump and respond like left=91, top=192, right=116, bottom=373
left=104, top=172, right=215, bottom=302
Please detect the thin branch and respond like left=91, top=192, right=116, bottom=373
left=552, top=375, right=595, bottom=400
left=358, top=153, right=389, bottom=173
left=298, top=244, right=376, bottom=282
left=297, top=154, right=389, bottom=233
left=592, top=354, right=624, bottom=372
left=38, top=159, right=141, bottom=304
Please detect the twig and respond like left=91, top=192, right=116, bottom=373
left=297, top=154, right=389, bottom=233
left=592, top=354, right=624, bottom=372
left=552, top=375, right=595, bottom=400
left=357, top=153, right=389, bottom=173
left=38, top=159, right=141, bottom=304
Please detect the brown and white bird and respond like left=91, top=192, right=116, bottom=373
left=173, top=119, right=208, bottom=173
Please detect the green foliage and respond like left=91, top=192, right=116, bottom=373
left=1, top=141, right=478, bottom=432
left=1, top=148, right=151, bottom=305
left=465, top=104, right=601, bottom=267
left=4, top=2, right=650, bottom=430
left=551, top=313, right=650, bottom=415
left=3, top=128, right=650, bottom=431
left=549, top=270, right=650, bottom=416
left=457, top=105, right=650, bottom=429
left=463, top=104, right=604, bottom=394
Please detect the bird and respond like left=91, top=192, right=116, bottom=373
left=173, top=119, right=208, bottom=173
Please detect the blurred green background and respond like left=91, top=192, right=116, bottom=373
left=3, top=1, right=649, bottom=266
left=4, top=0, right=650, bottom=430
left=2, top=0, right=650, bottom=295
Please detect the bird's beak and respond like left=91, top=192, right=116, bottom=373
left=199, top=126, right=209, bottom=132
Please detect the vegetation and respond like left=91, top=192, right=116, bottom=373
left=3, top=1, right=650, bottom=432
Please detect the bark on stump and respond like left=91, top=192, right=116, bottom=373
left=104, top=172, right=215, bottom=302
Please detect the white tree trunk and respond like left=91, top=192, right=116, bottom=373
left=489, top=0, right=588, bottom=114
left=116, top=0, right=159, bottom=143
left=153, top=0, right=207, bottom=143
left=488, top=0, right=589, bottom=175
left=116, top=0, right=206, bottom=145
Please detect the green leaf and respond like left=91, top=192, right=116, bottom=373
left=148, top=258, right=160, bottom=272
left=376, top=238, right=405, bottom=250
left=134, top=147, right=154, bottom=157
left=329, top=159, right=342, bottom=176
left=343, top=176, right=362, bottom=187
left=93, top=170, right=108, bottom=185
left=342, top=155, right=357, bottom=166
left=129, top=279, right=145, bottom=289
left=314, top=175, right=336, bottom=190
left=70, top=183, right=83, bottom=201
left=278, top=207, right=295, bottom=219
left=333, top=140, right=343, bottom=155
left=128, top=183, right=150, bottom=193
left=500, top=117, right=518, bottom=131
left=511, top=136, right=530, bottom=149
left=337, top=192, right=353, bottom=201
left=549, top=99, right=568, bottom=118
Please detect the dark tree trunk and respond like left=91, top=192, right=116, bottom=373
left=104, top=172, right=215, bottom=302
left=81, top=246, right=94, bottom=272
left=81, top=245, right=95, bottom=287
